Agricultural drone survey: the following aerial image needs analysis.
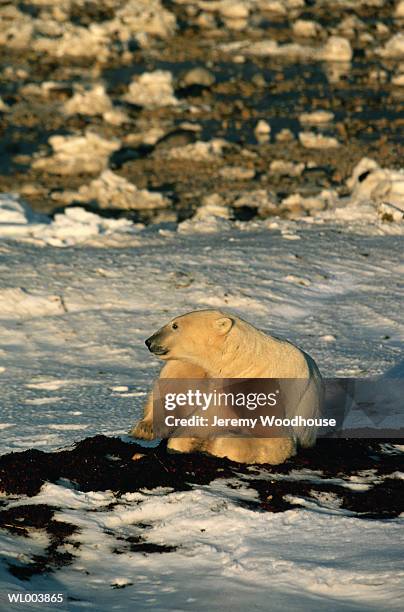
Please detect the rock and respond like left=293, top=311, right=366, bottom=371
left=251, top=73, right=267, bottom=87
left=292, top=20, right=323, bottom=38
left=219, top=2, right=250, bottom=20
left=287, top=0, right=305, bottom=7
left=111, top=0, right=176, bottom=40
left=224, top=18, right=248, bottom=31
left=376, top=22, right=390, bottom=36
left=276, top=129, right=294, bottom=142
left=51, top=170, right=169, bottom=210
left=195, top=11, right=217, bottom=29
left=197, top=194, right=231, bottom=219
left=33, top=131, right=121, bottom=175
left=299, top=111, right=335, bottom=124
left=181, top=67, right=215, bottom=88
left=64, top=85, right=112, bottom=116
left=281, top=191, right=336, bottom=215
left=178, top=122, right=202, bottom=133
left=319, top=36, right=353, bottom=62
left=395, top=1, right=404, bottom=18
left=0, top=0, right=176, bottom=59
left=0, top=7, right=34, bottom=50
left=0, top=97, right=10, bottom=112
left=222, top=35, right=352, bottom=63
left=177, top=191, right=232, bottom=233
left=232, top=190, right=278, bottom=216
left=255, top=120, right=271, bottom=134
left=103, top=108, right=130, bottom=126
left=20, top=80, right=70, bottom=98
left=254, top=120, right=271, bottom=143
left=160, top=139, right=228, bottom=161
left=269, top=160, right=305, bottom=177
left=33, top=24, right=110, bottom=61
left=336, top=15, right=366, bottom=37
left=378, top=202, right=403, bottom=223
left=261, top=1, right=287, bottom=15
left=219, top=166, right=255, bottom=180
left=124, top=70, right=178, bottom=108
left=376, top=33, right=404, bottom=58
left=392, top=73, right=404, bottom=86
left=124, top=127, right=166, bottom=147
left=20, top=184, right=46, bottom=197
left=368, top=68, right=388, bottom=83
left=198, top=1, right=249, bottom=19
left=299, top=132, right=340, bottom=149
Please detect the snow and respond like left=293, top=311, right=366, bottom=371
left=52, top=170, right=170, bottom=211
left=0, top=157, right=403, bottom=608
left=0, top=206, right=402, bottom=451
left=346, top=158, right=404, bottom=209
left=1, top=484, right=403, bottom=611
left=2, top=155, right=404, bottom=246
left=32, top=131, right=121, bottom=175
left=0, top=197, right=141, bottom=246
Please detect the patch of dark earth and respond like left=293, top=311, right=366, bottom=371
left=0, top=436, right=403, bottom=579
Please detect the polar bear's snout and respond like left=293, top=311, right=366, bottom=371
left=145, top=332, right=168, bottom=356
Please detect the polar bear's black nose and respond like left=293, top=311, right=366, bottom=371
left=145, top=332, right=168, bottom=355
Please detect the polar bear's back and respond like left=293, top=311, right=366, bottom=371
left=290, top=349, right=324, bottom=447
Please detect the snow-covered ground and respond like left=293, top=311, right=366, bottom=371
left=0, top=199, right=403, bottom=611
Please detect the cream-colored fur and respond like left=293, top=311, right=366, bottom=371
left=129, top=309, right=323, bottom=464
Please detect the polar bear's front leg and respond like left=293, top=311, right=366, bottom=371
left=129, top=360, right=207, bottom=441
left=129, top=391, right=154, bottom=439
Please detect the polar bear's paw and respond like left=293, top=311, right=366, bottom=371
left=129, top=419, right=154, bottom=440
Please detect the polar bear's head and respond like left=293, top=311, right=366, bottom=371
left=145, top=309, right=235, bottom=363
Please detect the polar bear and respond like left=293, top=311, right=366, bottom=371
left=129, top=309, right=323, bottom=464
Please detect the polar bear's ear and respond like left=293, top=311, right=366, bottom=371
left=214, top=317, right=234, bottom=335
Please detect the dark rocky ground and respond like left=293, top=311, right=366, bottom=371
left=0, top=435, right=403, bottom=579
left=0, top=0, right=403, bottom=223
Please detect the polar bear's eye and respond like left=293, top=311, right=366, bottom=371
left=172, top=323, right=178, bottom=330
